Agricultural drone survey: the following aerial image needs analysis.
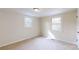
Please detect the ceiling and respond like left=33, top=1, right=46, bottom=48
left=0, top=8, right=76, bottom=17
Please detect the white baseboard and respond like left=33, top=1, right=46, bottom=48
left=0, top=35, right=39, bottom=48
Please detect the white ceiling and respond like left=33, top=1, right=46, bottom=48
left=0, top=8, right=76, bottom=17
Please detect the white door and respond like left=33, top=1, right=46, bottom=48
left=76, top=9, right=79, bottom=48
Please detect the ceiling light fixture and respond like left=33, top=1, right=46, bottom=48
left=33, top=8, right=40, bottom=12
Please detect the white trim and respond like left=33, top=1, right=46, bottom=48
left=0, top=35, right=39, bottom=48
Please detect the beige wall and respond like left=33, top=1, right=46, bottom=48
left=40, top=17, right=52, bottom=37
left=0, top=11, right=41, bottom=47
left=40, top=10, right=77, bottom=44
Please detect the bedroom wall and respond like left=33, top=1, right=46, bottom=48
left=40, top=10, right=77, bottom=44
left=0, top=10, right=41, bottom=47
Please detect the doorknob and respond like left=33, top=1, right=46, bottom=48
left=76, top=39, right=78, bottom=42
left=77, top=32, right=79, bottom=33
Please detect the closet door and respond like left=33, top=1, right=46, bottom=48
left=76, top=9, right=79, bottom=48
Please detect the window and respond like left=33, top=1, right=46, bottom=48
left=24, top=17, right=32, bottom=28
left=52, top=17, right=61, bottom=31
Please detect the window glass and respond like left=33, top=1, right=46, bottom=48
left=52, top=17, right=61, bottom=31
left=24, top=17, right=32, bottom=27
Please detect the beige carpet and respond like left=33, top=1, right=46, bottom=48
left=0, top=37, right=78, bottom=50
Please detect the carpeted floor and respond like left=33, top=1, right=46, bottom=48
left=0, top=37, right=78, bottom=50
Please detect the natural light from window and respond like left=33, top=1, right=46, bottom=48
left=24, top=17, right=32, bottom=28
left=52, top=17, right=61, bottom=31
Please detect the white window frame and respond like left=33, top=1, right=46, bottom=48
left=24, top=17, right=32, bottom=28
left=52, top=17, right=61, bottom=31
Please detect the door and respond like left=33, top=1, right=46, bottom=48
left=76, top=9, right=79, bottom=48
